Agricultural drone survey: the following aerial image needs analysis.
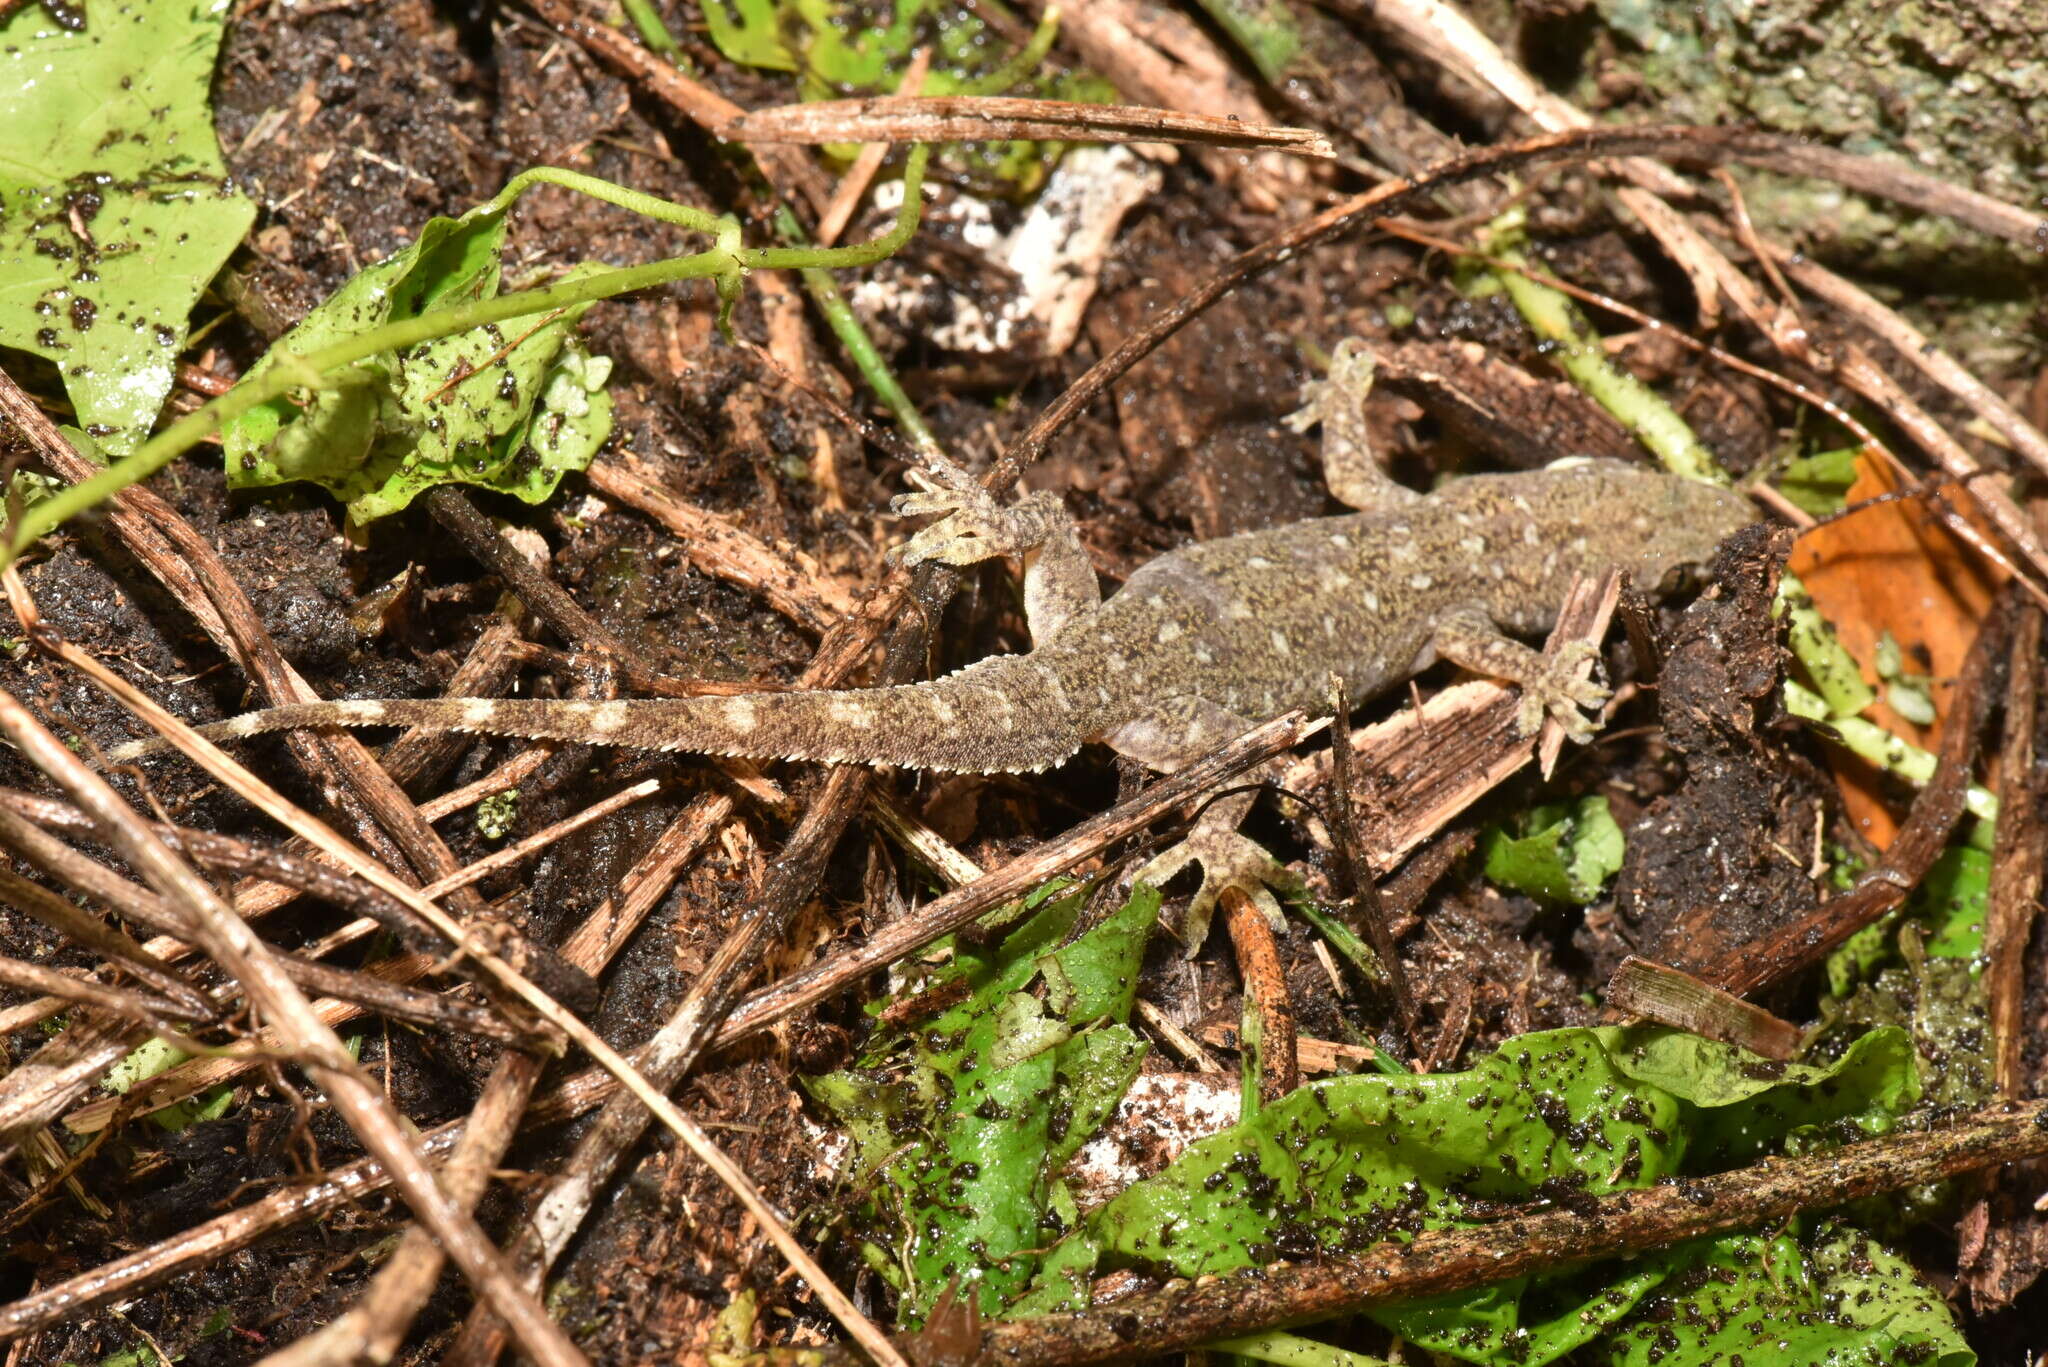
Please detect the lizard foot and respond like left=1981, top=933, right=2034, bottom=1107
left=1134, top=827, right=1302, bottom=958
left=1283, top=336, right=1376, bottom=437
left=1514, top=640, right=1610, bottom=741
left=889, top=473, right=1069, bottom=569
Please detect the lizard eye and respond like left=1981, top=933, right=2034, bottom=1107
left=1652, top=562, right=1700, bottom=597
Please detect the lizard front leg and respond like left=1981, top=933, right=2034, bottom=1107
left=891, top=473, right=1101, bottom=641
left=1285, top=337, right=1421, bottom=515
left=1429, top=607, right=1610, bottom=739
left=1109, top=697, right=1303, bottom=955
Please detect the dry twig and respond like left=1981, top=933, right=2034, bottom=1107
left=0, top=689, right=586, bottom=1367
left=726, top=95, right=1334, bottom=157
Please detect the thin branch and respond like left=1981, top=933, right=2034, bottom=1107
left=1221, top=886, right=1299, bottom=1101
left=447, top=707, right=1315, bottom=1366
left=584, top=457, right=856, bottom=630
left=0, top=1121, right=469, bottom=1340
left=0, top=862, right=213, bottom=1019
left=1734, top=138, right=2048, bottom=249
left=268, top=785, right=739, bottom=1365
left=0, top=778, right=618, bottom=1044
left=1777, top=251, right=2048, bottom=483
left=1351, top=0, right=2048, bottom=597
left=1985, top=602, right=2044, bottom=1096
left=712, top=710, right=1320, bottom=1048
left=989, top=125, right=1787, bottom=491
left=60, top=630, right=906, bottom=1361
left=523, top=0, right=833, bottom=212
left=782, top=1097, right=2048, bottom=1367
left=726, top=95, right=1335, bottom=157
left=814, top=50, right=932, bottom=248
left=0, top=1014, right=136, bottom=1143
left=0, top=955, right=198, bottom=1030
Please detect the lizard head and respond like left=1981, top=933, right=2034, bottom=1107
left=1587, top=464, right=1760, bottom=595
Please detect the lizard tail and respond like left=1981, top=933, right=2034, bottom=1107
left=110, top=654, right=1094, bottom=774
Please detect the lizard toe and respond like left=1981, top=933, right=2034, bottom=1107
left=890, top=522, right=999, bottom=567
left=1510, top=644, right=1610, bottom=740
left=1138, top=830, right=1300, bottom=958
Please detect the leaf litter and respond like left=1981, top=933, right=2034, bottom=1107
left=0, top=1, right=2039, bottom=1362
left=806, top=874, right=1973, bottom=1363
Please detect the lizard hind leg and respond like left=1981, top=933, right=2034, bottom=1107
left=1134, top=792, right=1301, bottom=956
left=1109, top=698, right=1304, bottom=956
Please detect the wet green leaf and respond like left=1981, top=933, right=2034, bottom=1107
left=701, top=0, right=798, bottom=72
left=1778, top=572, right=1878, bottom=719
left=1827, top=844, right=1989, bottom=998
left=102, top=1035, right=234, bottom=1131
left=0, top=0, right=257, bottom=455
left=1595, top=1223, right=1972, bottom=1366
left=1810, top=883, right=1992, bottom=1233
left=1189, top=0, right=1302, bottom=85
left=220, top=205, right=613, bottom=523
left=1916, top=845, right=1989, bottom=961
left=1480, top=795, right=1624, bottom=906
left=807, top=881, right=1156, bottom=1324
left=1027, top=1027, right=1917, bottom=1364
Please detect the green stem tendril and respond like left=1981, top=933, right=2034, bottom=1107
left=7, top=146, right=931, bottom=563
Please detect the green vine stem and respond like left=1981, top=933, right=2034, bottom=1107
left=774, top=203, right=941, bottom=455
left=1478, top=208, right=1728, bottom=486
left=5, top=146, right=932, bottom=566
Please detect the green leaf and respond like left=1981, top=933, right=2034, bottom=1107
left=1775, top=446, right=1861, bottom=518
left=1595, top=1224, right=1973, bottom=1367
left=1043, top=1027, right=1917, bottom=1365
left=1820, top=943, right=1993, bottom=1121
left=1608, top=1025, right=1917, bottom=1164
left=102, top=1036, right=189, bottom=1096
left=1480, top=795, right=1624, bottom=906
left=151, top=1082, right=235, bottom=1132
left=806, top=881, right=1156, bottom=1324
left=0, top=0, right=257, bottom=455
left=220, top=205, right=614, bottom=523
left=1917, top=845, right=1988, bottom=960
left=701, top=0, right=799, bottom=72
left=1825, top=844, right=1990, bottom=997
left=1777, top=572, right=1878, bottom=718
left=1188, top=0, right=1302, bottom=85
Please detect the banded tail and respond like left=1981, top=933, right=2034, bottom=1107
left=111, top=653, right=1097, bottom=774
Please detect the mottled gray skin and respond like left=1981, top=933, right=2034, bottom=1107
left=1070, top=464, right=1750, bottom=751
left=136, top=464, right=1749, bottom=766
left=123, top=343, right=1756, bottom=941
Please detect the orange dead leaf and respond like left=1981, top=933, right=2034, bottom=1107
left=1786, top=451, right=2004, bottom=849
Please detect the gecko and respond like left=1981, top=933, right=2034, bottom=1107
left=115, top=342, right=1757, bottom=947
